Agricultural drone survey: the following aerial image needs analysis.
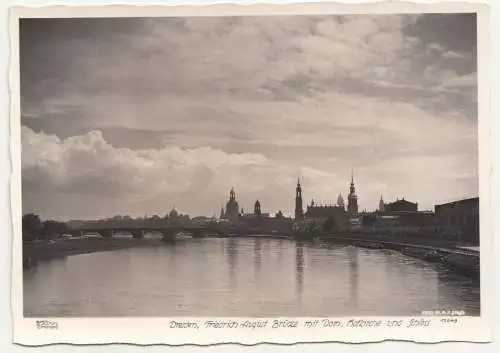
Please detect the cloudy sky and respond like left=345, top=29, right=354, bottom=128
left=20, top=13, right=478, bottom=221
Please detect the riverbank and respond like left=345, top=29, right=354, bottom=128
left=323, top=231, right=476, bottom=249
left=23, top=237, right=164, bottom=268
left=318, top=233, right=480, bottom=279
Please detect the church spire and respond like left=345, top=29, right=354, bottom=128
left=349, top=171, right=356, bottom=195
left=379, top=195, right=385, bottom=213
left=347, top=170, right=358, bottom=216
left=295, top=177, right=304, bottom=221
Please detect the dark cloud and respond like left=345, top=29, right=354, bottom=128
left=404, top=13, right=477, bottom=55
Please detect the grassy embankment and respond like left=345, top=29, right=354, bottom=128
left=23, top=237, right=163, bottom=267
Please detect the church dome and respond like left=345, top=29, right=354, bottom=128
left=169, top=208, right=178, bottom=218
left=337, top=193, right=345, bottom=206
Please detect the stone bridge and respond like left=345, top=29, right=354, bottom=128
left=67, top=225, right=228, bottom=240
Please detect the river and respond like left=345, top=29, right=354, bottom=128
left=23, top=237, right=480, bottom=317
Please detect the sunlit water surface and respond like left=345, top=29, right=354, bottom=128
left=23, top=237, right=480, bottom=317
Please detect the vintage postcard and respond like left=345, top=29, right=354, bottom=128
left=10, top=1, right=491, bottom=346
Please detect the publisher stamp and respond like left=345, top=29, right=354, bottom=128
left=421, top=309, right=467, bottom=316
left=35, top=320, right=58, bottom=330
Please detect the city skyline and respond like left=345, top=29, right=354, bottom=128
left=20, top=14, right=478, bottom=221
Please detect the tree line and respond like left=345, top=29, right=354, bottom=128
left=22, top=213, right=189, bottom=241
left=22, top=213, right=69, bottom=242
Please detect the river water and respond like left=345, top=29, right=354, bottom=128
left=23, top=237, right=480, bottom=317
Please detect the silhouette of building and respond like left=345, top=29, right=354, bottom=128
left=304, top=199, right=349, bottom=230
left=236, top=198, right=292, bottom=233
left=169, top=207, right=178, bottom=218
left=293, top=178, right=352, bottom=229
left=192, top=216, right=214, bottom=226
left=371, top=196, right=433, bottom=229
left=240, top=200, right=269, bottom=219
left=337, top=193, right=345, bottom=210
left=295, top=179, right=304, bottom=221
left=384, top=198, right=418, bottom=214
left=223, top=187, right=240, bottom=222
left=166, top=206, right=190, bottom=226
left=254, top=200, right=262, bottom=217
left=378, top=195, right=385, bottom=213
left=347, top=172, right=359, bottom=216
left=434, top=197, right=479, bottom=244
left=305, top=200, right=346, bottom=219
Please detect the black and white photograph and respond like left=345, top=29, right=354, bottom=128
left=11, top=2, right=490, bottom=345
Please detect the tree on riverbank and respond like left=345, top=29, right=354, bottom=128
left=40, top=220, right=69, bottom=240
left=22, top=213, right=70, bottom=241
left=22, top=213, right=42, bottom=241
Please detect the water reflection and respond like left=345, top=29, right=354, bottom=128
left=277, top=239, right=284, bottom=264
left=23, top=237, right=480, bottom=317
left=435, top=267, right=480, bottom=314
left=295, top=242, right=305, bottom=300
left=225, top=237, right=238, bottom=288
left=253, top=239, right=262, bottom=278
left=347, top=246, right=359, bottom=307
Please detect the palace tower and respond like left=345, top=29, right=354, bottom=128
left=295, top=179, right=304, bottom=221
left=347, top=172, right=359, bottom=216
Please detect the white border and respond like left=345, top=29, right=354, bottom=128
left=8, top=1, right=492, bottom=346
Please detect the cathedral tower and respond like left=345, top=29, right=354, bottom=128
left=347, top=172, right=359, bottom=216
left=379, top=195, right=385, bottom=213
left=295, top=178, right=304, bottom=221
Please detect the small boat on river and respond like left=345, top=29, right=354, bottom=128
left=423, top=250, right=442, bottom=262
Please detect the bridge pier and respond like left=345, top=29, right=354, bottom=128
left=161, top=229, right=177, bottom=242
left=99, top=229, right=113, bottom=238
left=132, top=230, right=144, bottom=239
left=192, top=229, right=205, bottom=238
left=70, top=230, right=82, bottom=238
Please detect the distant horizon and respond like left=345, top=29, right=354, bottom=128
left=25, top=190, right=479, bottom=223
left=20, top=14, right=478, bottom=221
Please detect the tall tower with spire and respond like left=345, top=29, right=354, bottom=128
left=347, top=171, right=359, bottom=216
left=295, top=178, right=304, bottom=221
left=378, top=195, right=385, bottom=213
